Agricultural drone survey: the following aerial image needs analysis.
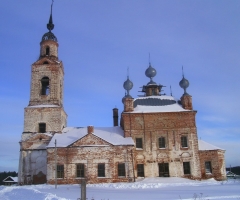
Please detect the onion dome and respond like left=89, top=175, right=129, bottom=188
left=122, top=75, right=133, bottom=104
left=179, top=77, right=189, bottom=89
left=41, top=2, right=58, bottom=42
left=145, top=63, right=157, bottom=79
left=123, top=76, right=133, bottom=90
left=179, top=66, right=190, bottom=95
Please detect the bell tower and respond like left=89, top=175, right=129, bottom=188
left=23, top=3, right=67, bottom=136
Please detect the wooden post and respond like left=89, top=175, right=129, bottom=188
left=81, top=179, right=86, bottom=200
left=55, top=139, right=57, bottom=189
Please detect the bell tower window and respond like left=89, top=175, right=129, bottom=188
left=41, top=77, right=50, bottom=95
left=46, top=47, right=50, bottom=56
left=39, top=123, right=46, bottom=133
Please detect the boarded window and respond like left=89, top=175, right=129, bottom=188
left=181, top=136, right=188, bottom=148
left=183, top=162, right=191, bottom=175
left=159, top=137, right=166, bottom=148
left=118, top=163, right=126, bottom=177
left=205, top=161, right=212, bottom=173
left=39, top=123, right=46, bottom=133
left=137, top=164, right=144, bottom=177
left=57, top=165, right=64, bottom=178
left=98, top=163, right=105, bottom=177
left=136, top=138, right=143, bottom=149
left=41, top=77, right=50, bottom=95
left=76, top=164, right=85, bottom=178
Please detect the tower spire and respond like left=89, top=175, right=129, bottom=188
left=182, top=65, right=184, bottom=78
left=47, top=0, right=54, bottom=32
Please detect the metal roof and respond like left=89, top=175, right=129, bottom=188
left=134, top=97, right=176, bottom=107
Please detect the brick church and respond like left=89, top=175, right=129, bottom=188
left=18, top=5, right=226, bottom=185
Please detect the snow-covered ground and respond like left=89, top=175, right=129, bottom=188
left=0, top=177, right=240, bottom=200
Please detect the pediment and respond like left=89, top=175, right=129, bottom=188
left=69, top=133, right=112, bottom=147
left=32, top=57, right=55, bottom=65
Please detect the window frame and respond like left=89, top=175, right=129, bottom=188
left=159, top=137, right=166, bottom=149
left=183, top=162, right=191, bottom=175
left=181, top=136, right=188, bottom=148
left=57, top=165, right=64, bottom=178
left=118, top=163, right=126, bottom=177
left=136, top=138, right=143, bottom=149
left=98, top=163, right=105, bottom=177
left=76, top=163, right=85, bottom=178
left=205, top=161, right=212, bottom=174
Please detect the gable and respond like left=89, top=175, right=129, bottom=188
left=69, top=133, right=112, bottom=147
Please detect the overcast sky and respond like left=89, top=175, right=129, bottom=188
left=0, top=0, right=240, bottom=172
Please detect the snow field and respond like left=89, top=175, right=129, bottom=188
left=0, top=178, right=240, bottom=200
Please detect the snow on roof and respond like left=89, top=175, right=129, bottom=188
left=26, top=105, right=60, bottom=108
left=3, top=176, right=18, bottom=182
left=198, top=140, right=224, bottom=151
left=130, top=96, right=189, bottom=113
left=47, top=126, right=134, bottom=148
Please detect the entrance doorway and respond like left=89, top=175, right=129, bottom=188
left=158, top=163, right=169, bottom=177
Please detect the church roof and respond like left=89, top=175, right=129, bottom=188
left=130, top=95, right=190, bottom=113
left=198, top=140, right=224, bottom=151
left=47, top=126, right=134, bottom=147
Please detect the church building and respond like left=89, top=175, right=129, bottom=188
left=18, top=5, right=226, bottom=185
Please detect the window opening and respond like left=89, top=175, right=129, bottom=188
left=152, top=88, right=155, bottom=95
left=137, top=164, right=144, bottom=177
left=46, top=47, right=50, bottom=56
left=181, top=136, right=188, bottom=148
left=57, top=165, right=64, bottom=178
left=136, top=138, right=143, bottom=149
left=41, top=77, right=50, bottom=95
left=205, top=161, right=212, bottom=174
left=183, top=162, right=191, bottom=174
left=118, top=163, right=126, bottom=177
left=159, top=137, right=166, bottom=148
left=43, top=61, right=49, bottom=64
left=158, top=163, right=169, bottom=177
left=39, top=123, right=46, bottom=133
left=98, top=163, right=105, bottom=177
left=76, top=164, right=85, bottom=178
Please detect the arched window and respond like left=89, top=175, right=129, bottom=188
left=46, top=47, right=50, bottom=56
left=43, top=61, right=49, bottom=64
left=41, top=77, right=49, bottom=95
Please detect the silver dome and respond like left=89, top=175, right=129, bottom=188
left=145, top=64, right=157, bottom=78
left=179, top=77, right=189, bottom=89
left=123, top=77, right=133, bottom=90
